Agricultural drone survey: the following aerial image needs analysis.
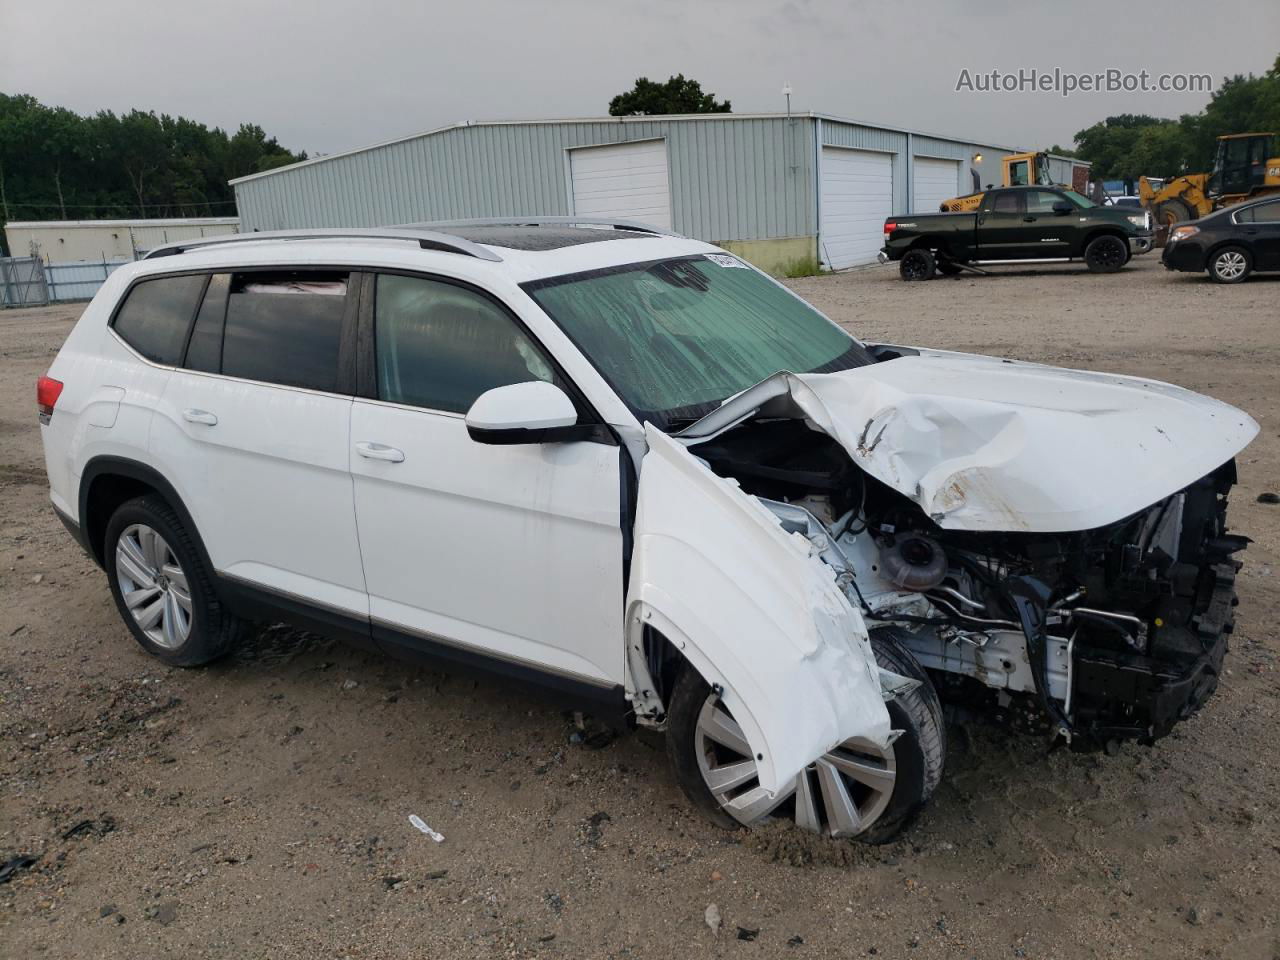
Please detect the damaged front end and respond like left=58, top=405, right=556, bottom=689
left=671, top=356, right=1256, bottom=750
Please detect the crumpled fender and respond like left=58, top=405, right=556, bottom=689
left=626, top=426, right=891, bottom=795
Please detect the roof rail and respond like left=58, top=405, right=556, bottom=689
left=408, top=216, right=685, bottom=238
left=142, top=228, right=504, bottom=262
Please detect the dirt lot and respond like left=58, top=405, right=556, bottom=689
left=2, top=256, right=1278, bottom=959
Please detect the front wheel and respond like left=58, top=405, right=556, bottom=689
left=1084, top=234, right=1128, bottom=273
left=666, top=629, right=945, bottom=842
left=1207, top=245, right=1252, bottom=284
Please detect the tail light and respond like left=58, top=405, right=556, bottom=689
left=37, top=376, right=63, bottom=424
left=884, top=221, right=898, bottom=234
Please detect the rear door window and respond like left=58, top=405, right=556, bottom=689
left=220, top=271, right=349, bottom=392
left=991, top=192, right=1023, bottom=214
left=1250, top=201, right=1280, bottom=223
left=112, top=274, right=206, bottom=365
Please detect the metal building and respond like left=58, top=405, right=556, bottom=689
left=5, top=217, right=240, bottom=264
left=230, top=115, right=1086, bottom=272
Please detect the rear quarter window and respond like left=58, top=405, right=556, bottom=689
left=111, top=274, right=206, bottom=365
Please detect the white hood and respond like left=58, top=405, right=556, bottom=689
left=679, top=349, right=1258, bottom=533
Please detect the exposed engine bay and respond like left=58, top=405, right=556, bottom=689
left=691, top=418, right=1245, bottom=746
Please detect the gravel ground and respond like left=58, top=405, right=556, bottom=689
left=1, top=255, right=1278, bottom=959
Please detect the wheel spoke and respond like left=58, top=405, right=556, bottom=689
left=700, top=706, right=751, bottom=758
left=724, top=782, right=795, bottom=823
left=170, top=582, right=193, bottom=615
left=162, top=563, right=188, bottom=593
left=814, top=758, right=863, bottom=837
left=139, top=527, right=162, bottom=569
left=703, top=759, right=758, bottom=794
left=793, top=770, right=822, bottom=833
left=161, top=591, right=182, bottom=648
left=116, top=536, right=154, bottom=586
left=123, top=584, right=161, bottom=611
left=135, top=594, right=166, bottom=631
left=826, top=751, right=897, bottom=792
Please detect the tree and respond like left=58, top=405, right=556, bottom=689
left=1072, top=55, right=1280, bottom=179
left=0, top=92, right=306, bottom=239
left=608, top=74, right=730, bottom=116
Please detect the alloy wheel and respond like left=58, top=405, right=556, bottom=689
left=1214, top=250, right=1247, bottom=281
left=115, top=523, right=193, bottom=649
left=694, top=695, right=896, bottom=837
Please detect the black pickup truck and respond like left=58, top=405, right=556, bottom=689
left=879, top=185, right=1154, bottom=280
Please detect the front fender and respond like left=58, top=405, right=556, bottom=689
left=627, top=427, right=891, bottom=795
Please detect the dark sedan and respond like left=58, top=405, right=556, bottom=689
left=1162, top=195, right=1280, bottom=283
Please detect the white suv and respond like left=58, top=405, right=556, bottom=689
left=39, top=219, right=1256, bottom=841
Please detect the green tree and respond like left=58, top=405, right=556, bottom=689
left=608, top=74, right=730, bottom=116
left=0, top=92, right=306, bottom=245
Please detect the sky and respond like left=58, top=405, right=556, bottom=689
left=3, top=0, right=1277, bottom=158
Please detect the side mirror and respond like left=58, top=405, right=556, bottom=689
left=466, top=381, right=585, bottom=445
left=1052, top=200, right=1073, bottom=215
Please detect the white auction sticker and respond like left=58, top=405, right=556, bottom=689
left=704, top=253, right=748, bottom=269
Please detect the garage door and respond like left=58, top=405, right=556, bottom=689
left=820, top=147, right=893, bottom=270
left=913, top=157, right=961, bottom=214
left=570, top=140, right=672, bottom=230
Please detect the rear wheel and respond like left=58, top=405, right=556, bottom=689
left=666, top=629, right=944, bottom=842
left=104, top=495, right=249, bottom=666
left=1084, top=234, right=1128, bottom=273
left=1208, top=245, right=1251, bottom=283
left=899, top=249, right=936, bottom=281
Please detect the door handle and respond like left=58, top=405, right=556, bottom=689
left=355, top=441, right=405, bottom=463
left=182, top=408, right=218, bottom=426
left=1022, top=216, right=1036, bottom=222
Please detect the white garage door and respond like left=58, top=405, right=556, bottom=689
left=913, top=157, right=961, bottom=214
left=570, top=140, right=672, bottom=230
left=820, top=147, right=894, bottom=270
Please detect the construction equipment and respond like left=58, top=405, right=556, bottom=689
left=1139, top=133, right=1280, bottom=224
left=940, top=152, right=1058, bottom=212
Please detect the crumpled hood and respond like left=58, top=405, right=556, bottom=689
left=679, top=348, right=1258, bottom=533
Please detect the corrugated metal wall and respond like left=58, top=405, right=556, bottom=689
left=234, top=118, right=816, bottom=243
left=820, top=121, right=1015, bottom=213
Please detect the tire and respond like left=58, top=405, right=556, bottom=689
left=1207, top=245, right=1252, bottom=284
left=104, top=495, right=249, bottom=666
left=1154, top=198, right=1195, bottom=225
left=1084, top=234, right=1128, bottom=273
left=899, top=249, right=936, bottom=281
left=665, top=628, right=945, bottom=842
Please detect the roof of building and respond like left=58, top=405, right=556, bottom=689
left=5, top=217, right=240, bottom=229
left=229, top=113, right=1088, bottom=187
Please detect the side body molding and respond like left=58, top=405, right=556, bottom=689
left=626, top=427, right=891, bottom=795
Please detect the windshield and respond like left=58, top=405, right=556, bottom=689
left=524, top=255, right=872, bottom=428
left=1062, top=189, right=1097, bottom=209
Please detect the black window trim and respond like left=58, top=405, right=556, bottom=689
left=355, top=266, right=613, bottom=444
left=108, top=265, right=364, bottom=399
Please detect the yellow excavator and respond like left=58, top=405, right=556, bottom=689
left=940, top=151, right=1059, bottom=212
left=1140, top=133, right=1279, bottom=224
